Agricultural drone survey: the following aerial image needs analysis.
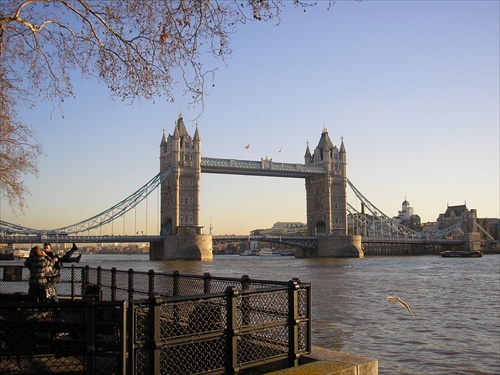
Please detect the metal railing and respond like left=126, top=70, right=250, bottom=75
left=0, top=265, right=311, bottom=374
left=0, top=297, right=126, bottom=374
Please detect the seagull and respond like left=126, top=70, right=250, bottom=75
left=387, top=296, right=415, bottom=318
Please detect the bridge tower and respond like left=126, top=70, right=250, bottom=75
left=304, top=127, right=347, bottom=236
left=300, top=127, right=363, bottom=257
left=151, top=113, right=212, bottom=260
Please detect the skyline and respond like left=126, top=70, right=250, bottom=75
left=1, top=1, right=499, bottom=236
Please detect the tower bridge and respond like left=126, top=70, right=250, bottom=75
left=1, top=114, right=480, bottom=259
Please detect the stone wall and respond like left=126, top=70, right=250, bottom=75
left=295, top=235, right=363, bottom=258
left=150, top=235, right=213, bottom=260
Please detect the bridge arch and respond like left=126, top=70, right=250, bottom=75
left=315, top=221, right=327, bottom=236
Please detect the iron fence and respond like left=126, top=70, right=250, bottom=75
left=0, top=297, right=126, bottom=374
left=0, top=265, right=311, bottom=374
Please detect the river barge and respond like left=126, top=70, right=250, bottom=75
left=440, top=250, right=483, bottom=258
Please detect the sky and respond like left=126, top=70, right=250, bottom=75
left=1, top=1, right=499, bottom=236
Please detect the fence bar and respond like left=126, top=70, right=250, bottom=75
left=203, top=272, right=211, bottom=293
left=118, top=300, right=128, bottom=375
left=148, top=269, right=155, bottom=296
left=241, top=275, right=251, bottom=327
left=225, top=286, right=240, bottom=375
left=150, top=295, right=163, bottom=375
left=306, top=283, right=312, bottom=353
left=111, top=267, right=117, bottom=301
left=127, top=301, right=136, bottom=375
left=287, top=279, right=300, bottom=368
left=97, top=266, right=102, bottom=293
left=173, top=270, right=180, bottom=296
left=128, top=268, right=134, bottom=301
left=71, top=265, right=76, bottom=299
left=83, top=265, right=90, bottom=289
left=85, top=296, right=96, bottom=375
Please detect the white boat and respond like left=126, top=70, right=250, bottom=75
left=258, top=248, right=279, bottom=256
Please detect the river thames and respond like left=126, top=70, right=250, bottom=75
left=75, top=253, right=499, bottom=374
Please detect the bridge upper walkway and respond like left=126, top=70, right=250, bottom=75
left=200, top=157, right=325, bottom=178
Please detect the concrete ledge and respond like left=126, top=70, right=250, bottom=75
left=265, top=346, right=378, bottom=375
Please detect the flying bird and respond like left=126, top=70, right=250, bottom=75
left=387, top=296, right=415, bottom=318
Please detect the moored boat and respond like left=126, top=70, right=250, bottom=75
left=440, top=250, right=483, bottom=258
left=258, top=248, right=279, bottom=256
left=280, top=250, right=295, bottom=256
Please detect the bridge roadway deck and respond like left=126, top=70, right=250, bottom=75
left=1, top=234, right=464, bottom=247
left=213, top=235, right=464, bottom=248
left=213, top=235, right=319, bottom=249
left=0, top=235, right=164, bottom=244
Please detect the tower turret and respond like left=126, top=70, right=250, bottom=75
left=304, top=141, right=311, bottom=164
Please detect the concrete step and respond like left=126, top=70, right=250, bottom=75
left=265, top=346, right=378, bottom=375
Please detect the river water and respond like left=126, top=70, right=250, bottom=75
left=78, top=253, right=499, bottom=374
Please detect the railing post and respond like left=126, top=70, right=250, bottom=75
left=70, top=265, right=76, bottom=300
left=111, top=267, right=117, bottom=301
left=148, top=269, right=155, bottom=296
left=118, top=301, right=127, bottom=374
left=224, top=286, right=240, bottom=375
left=149, top=295, right=163, bottom=375
left=84, top=295, right=96, bottom=375
left=203, top=272, right=211, bottom=294
left=83, top=265, right=90, bottom=293
left=127, top=299, right=136, bottom=374
left=241, top=275, right=251, bottom=327
left=128, top=268, right=134, bottom=302
left=305, top=282, right=312, bottom=353
left=287, top=279, right=300, bottom=368
left=96, top=266, right=102, bottom=299
left=173, top=271, right=180, bottom=297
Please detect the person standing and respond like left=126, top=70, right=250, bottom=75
left=24, top=245, right=56, bottom=302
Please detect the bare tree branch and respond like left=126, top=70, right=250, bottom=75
left=0, top=0, right=337, bottom=209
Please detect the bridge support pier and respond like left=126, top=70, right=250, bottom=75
left=465, top=232, right=481, bottom=251
left=296, top=235, right=363, bottom=258
left=149, top=235, right=213, bottom=261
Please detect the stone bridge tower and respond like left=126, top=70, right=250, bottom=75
left=304, top=127, right=347, bottom=236
left=151, top=113, right=212, bottom=260
left=299, top=127, right=362, bottom=258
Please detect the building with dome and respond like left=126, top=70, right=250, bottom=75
left=393, top=198, right=422, bottom=231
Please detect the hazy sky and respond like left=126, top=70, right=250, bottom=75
left=1, top=1, right=499, bottom=236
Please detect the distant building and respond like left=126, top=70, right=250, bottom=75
left=438, top=204, right=470, bottom=230
left=252, top=222, right=307, bottom=236
left=392, top=198, right=422, bottom=231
